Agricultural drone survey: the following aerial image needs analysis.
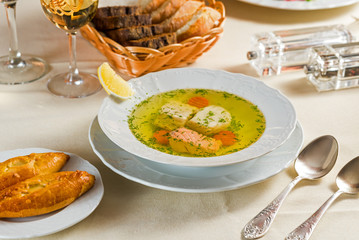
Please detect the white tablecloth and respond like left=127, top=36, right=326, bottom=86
left=1, top=1, right=359, bottom=239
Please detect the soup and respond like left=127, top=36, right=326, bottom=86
left=128, top=88, right=265, bottom=157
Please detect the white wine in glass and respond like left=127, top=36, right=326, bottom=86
left=40, top=0, right=101, bottom=98
left=0, top=0, right=48, bottom=85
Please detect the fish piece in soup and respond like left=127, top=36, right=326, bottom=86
left=154, top=101, right=198, bottom=131
left=169, top=127, right=222, bottom=155
left=186, top=105, right=231, bottom=135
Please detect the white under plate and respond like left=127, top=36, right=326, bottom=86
left=90, top=116, right=303, bottom=193
left=238, top=0, right=359, bottom=10
left=0, top=148, right=104, bottom=239
left=98, top=68, right=296, bottom=167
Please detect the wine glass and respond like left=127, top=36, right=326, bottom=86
left=40, top=0, right=101, bottom=98
left=0, top=0, right=48, bottom=85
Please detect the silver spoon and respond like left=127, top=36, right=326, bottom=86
left=285, top=156, right=359, bottom=240
left=242, top=135, right=338, bottom=239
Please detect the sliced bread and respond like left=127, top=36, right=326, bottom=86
left=162, top=0, right=203, bottom=32
left=139, top=0, right=167, bottom=13
left=127, top=32, right=177, bottom=49
left=176, top=6, right=221, bottom=42
left=150, top=0, right=187, bottom=23
left=105, top=24, right=165, bottom=43
left=94, top=6, right=140, bottom=18
left=92, top=14, right=152, bottom=30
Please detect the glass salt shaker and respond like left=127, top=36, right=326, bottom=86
left=247, top=20, right=359, bottom=76
left=305, top=42, right=359, bottom=91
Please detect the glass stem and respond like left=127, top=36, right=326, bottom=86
left=4, top=1, right=24, bottom=67
left=67, top=31, right=81, bottom=83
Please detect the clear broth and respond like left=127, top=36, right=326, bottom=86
left=128, top=89, right=266, bottom=157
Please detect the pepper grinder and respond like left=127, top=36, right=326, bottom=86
left=305, top=41, right=359, bottom=91
left=247, top=20, right=359, bottom=76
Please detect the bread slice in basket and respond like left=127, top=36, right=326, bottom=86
left=128, top=32, right=177, bottom=48
left=104, top=24, right=165, bottom=44
left=176, top=5, right=221, bottom=42
left=150, top=0, right=188, bottom=23
left=92, top=13, right=152, bottom=31
left=95, top=5, right=140, bottom=18
left=161, top=0, right=204, bottom=32
left=139, top=0, right=167, bottom=14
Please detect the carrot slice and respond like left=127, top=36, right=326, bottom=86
left=153, top=130, right=170, bottom=145
left=213, top=131, right=237, bottom=146
left=188, top=96, right=209, bottom=108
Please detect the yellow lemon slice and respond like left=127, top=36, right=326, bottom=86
left=98, top=62, right=134, bottom=99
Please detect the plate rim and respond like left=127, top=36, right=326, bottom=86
left=238, top=0, right=359, bottom=10
left=98, top=68, right=297, bottom=167
left=0, top=148, right=104, bottom=239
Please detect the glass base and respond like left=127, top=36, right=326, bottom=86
left=47, top=71, right=102, bottom=98
left=0, top=54, right=48, bottom=85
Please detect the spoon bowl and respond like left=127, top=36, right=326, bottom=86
left=286, top=156, right=359, bottom=240
left=336, top=156, right=359, bottom=194
left=242, top=135, right=338, bottom=239
left=295, top=135, right=338, bottom=179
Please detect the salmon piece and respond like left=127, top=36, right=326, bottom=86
left=169, top=127, right=222, bottom=155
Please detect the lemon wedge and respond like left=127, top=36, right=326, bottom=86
left=98, top=62, right=134, bottom=99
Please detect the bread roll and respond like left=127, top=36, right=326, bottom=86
left=176, top=6, right=221, bottom=42
left=162, top=0, right=203, bottom=32
left=150, top=0, right=187, bottom=23
left=0, top=171, right=95, bottom=218
left=0, top=152, right=69, bottom=191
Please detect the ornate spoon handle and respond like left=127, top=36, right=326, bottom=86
left=285, top=190, right=343, bottom=240
left=243, top=176, right=303, bottom=239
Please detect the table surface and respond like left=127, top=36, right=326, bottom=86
left=1, top=0, right=359, bottom=239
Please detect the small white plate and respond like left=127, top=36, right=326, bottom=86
left=238, top=0, right=359, bottom=10
left=90, top=116, right=303, bottom=193
left=0, top=148, right=104, bottom=239
left=98, top=68, right=296, bottom=167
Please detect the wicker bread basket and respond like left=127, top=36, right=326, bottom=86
left=80, top=0, right=225, bottom=77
